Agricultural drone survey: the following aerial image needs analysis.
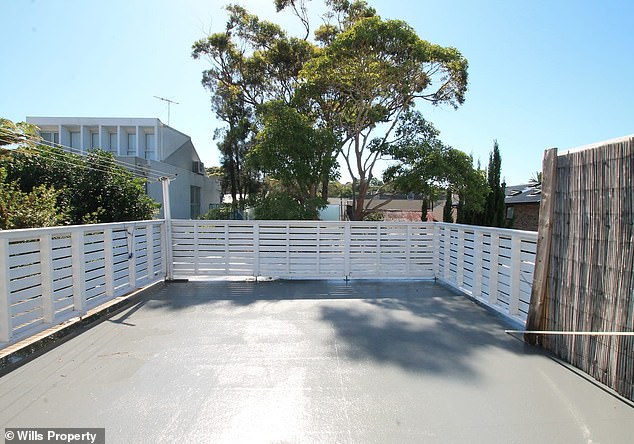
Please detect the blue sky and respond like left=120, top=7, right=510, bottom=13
left=2, top=0, right=633, bottom=185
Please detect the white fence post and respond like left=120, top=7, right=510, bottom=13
left=193, top=221, right=199, bottom=275
left=488, top=234, right=500, bottom=305
left=146, top=224, right=154, bottom=280
left=344, top=223, right=351, bottom=278
left=254, top=222, right=260, bottom=278
left=456, top=228, right=465, bottom=288
left=104, top=228, right=114, bottom=298
left=406, top=224, right=412, bottom=277
left=127, top=226, right=136, bottom=289
left=444, top=227, right=452, bottom=282
left=0, top=238, right=11, bottom=342
left=160, top=177, right=174, bottom=280
left=71, top=231, right=86, bottom=315
left=509, top=235, right=522, bottom=316
left=473, top=230, right=484, bottom=299
left=40, top=234, right=54, bottom=324
left=433, top=224, right=441, bottom=278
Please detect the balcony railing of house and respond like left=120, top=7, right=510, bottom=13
left=0, top=220, right=537, bottom=349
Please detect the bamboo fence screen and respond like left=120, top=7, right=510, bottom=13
left=527, top=136, right=634, bottom=401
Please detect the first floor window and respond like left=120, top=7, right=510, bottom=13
left=190, top=186, right=201, bottom=219
left=70, top=131, right=81, bottom=150
left=109, top=133, right=118, bottom=153
left=127, top=133, right=136, bottom=156
left=40, top=131, right=59, bottom=146
left=91, top=132, right=99, bottom=149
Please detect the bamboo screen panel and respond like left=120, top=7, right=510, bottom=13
left=545, top=137, right=634, bottom=401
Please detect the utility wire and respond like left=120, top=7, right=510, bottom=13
left=2, top=140, right=167, bottom=182
left=1, top=130, right=178, bottom=182
left=0, top=128, right=174, bottom=180
left=20, top=133, right=176, bottom=180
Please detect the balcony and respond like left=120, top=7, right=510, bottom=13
left=1, top=220, right=632, bottom=442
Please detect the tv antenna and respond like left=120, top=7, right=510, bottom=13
left=154, top=96, right=179, bottom=125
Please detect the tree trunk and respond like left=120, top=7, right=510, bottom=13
left=353, top=179, right=369, bottom=220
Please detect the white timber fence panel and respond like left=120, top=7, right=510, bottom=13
left=0, top=220, right=165, bottom=347
left=171, top=220, right=436, bottom=280
left=435, top=223, right=537, bottom=326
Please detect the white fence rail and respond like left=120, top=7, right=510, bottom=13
left=0, top=221, right=165, bottom=346
left=171, top=220, right=436, bottom=280
left=435, top=223, right=538, bottom=326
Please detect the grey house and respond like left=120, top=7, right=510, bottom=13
left=26, top=116, right=221, bottom=219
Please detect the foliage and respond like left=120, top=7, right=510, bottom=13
left=529, top=170, right=542, bottom=184
left=0, top=167, right=61, bottom=229
left=0, top=119, right=39, bottom=148
left=328, top=181, right=353, bottom=198
left=363, top=211, right=384, bottom=221
left=199, top=203, right=238, bottom=220
left=299, top=9, right=468, bottom=219
left=1, top=140, right=159, bottom=227
left=482, top=140, right=506, bottom=227
left=443, top=188, right=453, bottom=222
left=248, top=101, right=338, bottom=204
left=206, top=165, right=224, bottom=178
left=252, top=191, right=325, bottom=220
left=193, top=1, right=468, bottom=220
left=383, top=111, right=487, bottom=220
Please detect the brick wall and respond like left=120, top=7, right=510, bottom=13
left=508, top=203, right=539, bottom=231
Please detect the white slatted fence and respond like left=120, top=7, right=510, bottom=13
left=435, top=223, right=538, bottom=326
left=171, top=220, right=436, bottom=280
left=0, top=221, right=164, bottom=346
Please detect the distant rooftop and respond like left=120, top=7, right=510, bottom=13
left=505, top=183, right=542, bottom=204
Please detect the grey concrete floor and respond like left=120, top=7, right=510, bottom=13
left=1, top=280, right=633, bottom=443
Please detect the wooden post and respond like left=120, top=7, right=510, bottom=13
left=526, top=148, right=558, bottom=344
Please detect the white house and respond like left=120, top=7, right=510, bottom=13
left=26, top=117, right=221, bottom=219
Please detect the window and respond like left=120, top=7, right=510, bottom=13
left=127, top=133, right=136, bottom=156
left=190, top=186, right=201, bottom=219
left=145, top=133, right=156, bottom=160
left=109, top=133, right=118, bottom=153
left=506, top=207, right=514, bottom=219
left=91, top=132, right=99, bottom=149
left=70, top=132, right=81, bottom=150
left=40, top=132, right=59, bottom=146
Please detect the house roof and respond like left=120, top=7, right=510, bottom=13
left=505, top=183, right=541, bottom=204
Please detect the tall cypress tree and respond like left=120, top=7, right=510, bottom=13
left=443, top=188, right=453, bottom=222
left=484, top=140, right=506, bottom=227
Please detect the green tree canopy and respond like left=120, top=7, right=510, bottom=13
left=193, top=1, right=468, bottom=220
left=248, top=101, right=338, bottom=211
left=383, top=112, right=487, bottom=220
left=1, top=119, right=159, bottom=228
left=299, top=11, right=468, bottom=219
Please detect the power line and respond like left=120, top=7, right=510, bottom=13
left=1, top=127, right=177, bottom=179
left=1, top=131, right=178, bottom=182
left=5, top=142, right=167, bottom=183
